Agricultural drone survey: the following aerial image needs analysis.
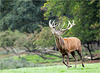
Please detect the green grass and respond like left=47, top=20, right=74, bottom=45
left=0, top=63, right=100, bottom=73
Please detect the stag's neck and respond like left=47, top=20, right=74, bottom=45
left=54, top=35, right=64, bottom=50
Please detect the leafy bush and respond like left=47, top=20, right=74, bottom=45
left=33, top=27, right=55, bottom=48
left=0, top=27, right=55, bottom=49
left=0, top=29, right=35, bottom=49
left=0, top=30, right=19, bottom=47
left=0, top=58, right=42, bottom=70
left=14, top=33, right=34, bottom=48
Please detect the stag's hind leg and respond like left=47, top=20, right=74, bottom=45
left=77, top=50, right=85, bottom=67
left=71, top=51, right=77, bottom=68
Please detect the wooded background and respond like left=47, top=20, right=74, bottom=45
left=0, top=0, right=100, bottom=70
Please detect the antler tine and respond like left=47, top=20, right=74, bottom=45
left=52, top=20, right=56, bottom=27
left=60, top=22, right=69, bottom=31
left=67, top=20, right=75, bottom=29
left=56, top=23, right=61, bottom=30
left=52, top=20, right=60, bottom=29
left=58, top=23, right=60, bottom=27
left=61, top=20, right=75, bottom=32
left=49, top=20, right=52, bottom=28
left=66, top=22, right=70, bottom=29
left=72, top=20, right=75, bottom=25
left=61, top=22, right=65, bottom=29
left=68, top=20, right=71, bottom=25
left=49, top=20, right=56, bottom=28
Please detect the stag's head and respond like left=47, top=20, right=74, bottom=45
left=49, top=20, right=75, bottom=38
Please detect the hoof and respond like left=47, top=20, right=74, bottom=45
left=68, top=65, right=72, bottom=67
left=82, top=64, right=85, bottom=67
left=67, top=65, right=72, bottom=69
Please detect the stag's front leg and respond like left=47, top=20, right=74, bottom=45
left=67, top=53, right=72, bottom=69
left=62, top=54, right=68, bottom=66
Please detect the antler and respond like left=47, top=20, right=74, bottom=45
left=49, top=20, right=56, bottom=28
left=60, top=20, right=75, bottom=33
left=49, top=20, right=75, bottom=34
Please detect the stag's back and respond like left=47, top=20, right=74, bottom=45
left=63, top=37, right=81, bottom=53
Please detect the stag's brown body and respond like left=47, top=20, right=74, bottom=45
left=56, top=37, right=81, bottom=54
left=49, top=20, right=84, bottom=69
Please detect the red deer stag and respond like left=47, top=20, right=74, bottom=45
left=49, top=20, right=84, bottom=69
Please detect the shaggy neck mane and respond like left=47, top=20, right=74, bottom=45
left=55, top=35, right=64, bottom=50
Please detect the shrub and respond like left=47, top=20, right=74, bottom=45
left=33, top=27, right=55, bottom=48
left=0, top=58, right=42, bottom=70
left=14, top=33, right=34, bottom=48
left=0, top=29, right=35, bottom=49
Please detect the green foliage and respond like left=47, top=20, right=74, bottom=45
left=43, top=1, right=99, bottom=44
left=0, top=29, right=18, bottom=47
left=33, top=27, right=55, bottom=48
left=0, top=30, right=34, bottom=48
left=0, top=0, right=45, bottom=32
left=0, top=28, right=55, bottom=49
left=42, top=1, right=70, bottom=20
left=71, top=1, right=99, bottom=44
left=14, top=32, right=34, bottom=48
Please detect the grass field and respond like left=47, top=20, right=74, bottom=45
left=0, top=63, right=100, bottom=73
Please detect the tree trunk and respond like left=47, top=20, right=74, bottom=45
left=3, top=47, right=9, bottom=54
left=24, top=45, right=31, bottom=52
left=83, top=44, right=93, bottom=60
left=10, top=47, right=20, bottom=58
left=91, top=43, right=95, bottom=52
left=87, top=43, right=93, bottom=60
